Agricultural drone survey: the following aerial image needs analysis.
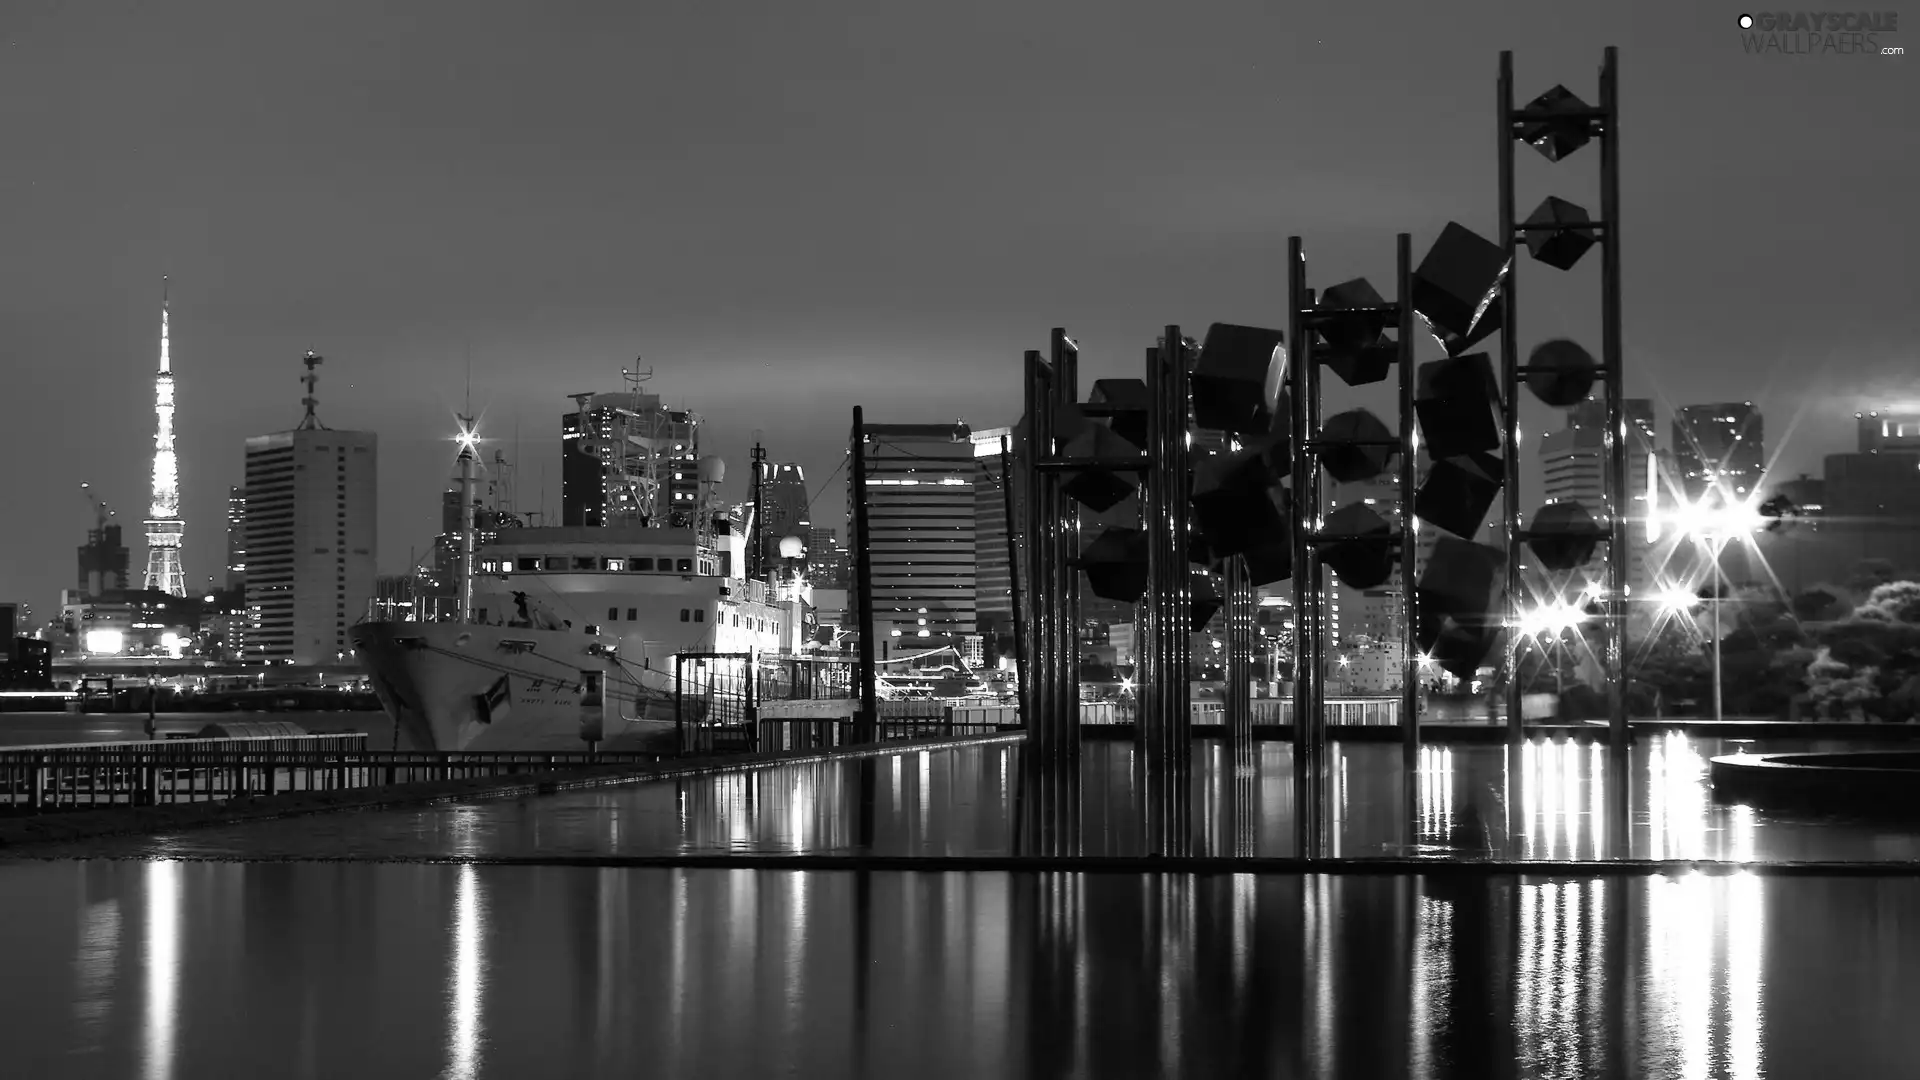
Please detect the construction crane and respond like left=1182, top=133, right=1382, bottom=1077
left=80, top=482, right=114, bottom=532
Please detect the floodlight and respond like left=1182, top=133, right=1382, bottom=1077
left=1314, top=278, right=1398, bottom=387
left=1319, top=502, right=1396, bottom=589
left=1318, top=408, right=1399, bottom=483
left=1191, top=449, right=1286, bottom=559
left=1193, top=323, right=1286, bottom=435
left=1415, top=353, right=1502, bottom=458
left=1057, top=423, right=1139, bottom=512
left=1524, top=339, right=1598, bottom=407
left=1526, top=501, right=1605, bottom=572
left=1412, top=223, right=1510, bottom=356
left=1088, top=378, right=1151, bottom=448
left=1415, top=452, right=1503, bottom=538
left=1517, top=84, right=1596, bottom=163
left=1523, top=197, right=1598, bottom=271
left=1074, top=526, right=1149, bottom=603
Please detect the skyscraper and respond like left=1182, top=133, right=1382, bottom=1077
left=755, top=462, right=811, bottom=571
left=969, top=426, right=1020, bottom=637
left=1672, top=402, right=1764, bottom=502
left=1538, top=397, right=1657, bottom=594
left=853, top=421, right=977, bottom=650
left=561, top=388, right=700, bottom=528
left=242, top=353, right=378, bottom=664
left=225, top=486, right=247, bottom=591
left=142, top=281, right=186, bottom=596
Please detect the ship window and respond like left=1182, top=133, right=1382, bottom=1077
left=573, top=557, right=597, bottom=570
left=607, top=607, right=619, bottom=621
left=732, top=614, right=739, bottom=627
left=679, top=609, right=690, bottom=622
left=695, top=610, right=705, bottom=622
left=627, top=608, right=637, bottom=620
left=543, top=557, right=566, bottom=571
left=477, top=609, right=487, bottom=622
left=631, top=558, right=654, bottom=571
left=676, top=559, right=693, bottom=573
left=518, top=557, right=540, bottom=571
left=606, top=558, right=626, bottom=572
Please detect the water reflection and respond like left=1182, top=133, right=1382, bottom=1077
left=4, top=862, right=1920, bottom=1076
left=444, top=863, right=484, bottom=1080
left=144, top=860, right=179, bottom=1080
left=42, top=735, right=1920, bottom=866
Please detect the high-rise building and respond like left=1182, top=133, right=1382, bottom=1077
left=969, top=426, right=1020, bottom=637
left=754, top=462, right=811, bottom=572
left=242, top=353, right=378, bottom=665
left=226, top=486, right=247, bottom=590
left=853, top=421, right=976, bottom=650
left=561, top=389, right=700, bottom=528
left=142, top=281, right=187, bottom=596
left=1538, top=397, right=1657, bottom=594
left=1857, top=409, right=1920, bottom=454
left=77, top=522, right=130, bottom=598
left=1672, top=402, right=1763, bottom=502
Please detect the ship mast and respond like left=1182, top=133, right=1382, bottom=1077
left=456, top=415, right=478, bottom=624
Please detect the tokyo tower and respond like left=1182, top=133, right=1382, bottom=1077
left=143, top=278, right=186, bottom=596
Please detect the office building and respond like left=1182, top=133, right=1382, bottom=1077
left=561, top=389, right=700, bottom=528
left=969, top=426, right=1020, bottom=638
left=1538, top=397, right=1657, bottom=595
left=754, top=462, right=811, bottom=573
left=226, top=486, right=247, bottom=590
left=852, top=420, right=976, bottom=650
left=1672, top=402, right=1764, bottom=502
left=243, top=354, right=379, bottom=665
left=77, top=521, right=130, bottom=599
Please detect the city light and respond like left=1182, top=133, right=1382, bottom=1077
left=1655, top=586, right=1701, bottom=614
left=1517, top=600, right=1588, bottom=638
left=84, top=629, right=125, bottom=655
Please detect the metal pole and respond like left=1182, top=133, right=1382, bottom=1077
left=1395, top=231, right=1421, bottom=844
left=1052, top=328, right=1083, bottom=766
left=1287, top=240, right=1320, bottom=859
left=1167, top=328, right=1193, bottom=856
left=1141, top=343, right=1167, bottom=853
left=749, top=441, right=767, bottom=582
left=1001, top=434, right=1029, bottom=730
left=1497, top=50, right=1524, bottom=744
left=1712, top=555, right=1724, bottom=722
left=1023, top=351, right=1053, bottom=751
left=1225, top=554, right=1253, bottom=779
left=850, top=408, right=879, bottom=743
left=1600, top=45, right=1630, bottom=751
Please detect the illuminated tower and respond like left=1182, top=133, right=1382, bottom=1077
left=143, top=279, right=187, bottom=597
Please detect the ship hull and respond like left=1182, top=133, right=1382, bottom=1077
left=350, top=621, right=609, bottom=751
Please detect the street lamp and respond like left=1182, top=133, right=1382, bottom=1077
left=1656, top=494, right=1765, bottom=721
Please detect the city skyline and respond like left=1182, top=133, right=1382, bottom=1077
left=2, top=2, right=1914, bottom=614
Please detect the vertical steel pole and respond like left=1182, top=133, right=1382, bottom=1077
left=1396, top=232, right=1422, bottom=845
left=1497, top=51, right=1524, bottom=744
left=1002, top=434, right=1030, bottom=732
left=1600, top=46, right=1629, bottom=753
left=1287, top=239, right=1320, bottom=859
left=1166, top=328, right=1194, bottom=857
left=1225, top=554, right=1253, bottom=779
left=1023, top=352, right=1051, bottom=750
left=1141, top=343, right=1167, bottom=854
left=1052, top=328, right=1083, bottom=765
left=851, top=408, right=879, bottom=744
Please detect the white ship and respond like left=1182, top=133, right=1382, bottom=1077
left=351, top=377, right=822, bottom=751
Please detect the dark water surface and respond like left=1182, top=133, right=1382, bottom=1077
left=27, top=733, right=1920, bottom=863
left=2, top=860, right=1917, bottom=1079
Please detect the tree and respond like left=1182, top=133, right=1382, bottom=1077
left=1801, top=581, right=1920, bottom=720
left=1855, top=581, right=1920, bottom=624
left=1792, top=585, right=1851, bottom=622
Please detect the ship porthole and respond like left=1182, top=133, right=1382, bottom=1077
left=456, top=633, right=473, bottom=647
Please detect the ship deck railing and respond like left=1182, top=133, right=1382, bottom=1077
left=0, top=734, right=663, bottom=813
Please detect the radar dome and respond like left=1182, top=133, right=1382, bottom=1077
left=778, top=535, right=806, bottom=559
left=697, top=456, right=725, bottom=484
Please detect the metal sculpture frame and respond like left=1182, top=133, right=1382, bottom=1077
left=1287, top=234, right=1420, bottom=860
left=1496, top=48, right=1629, bottom=752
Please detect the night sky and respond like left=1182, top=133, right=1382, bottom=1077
left=0, top=1, right=1912, bottom=616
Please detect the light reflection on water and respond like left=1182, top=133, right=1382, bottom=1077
left=46, top=733, right=1920, bottom=865
left=5, top=861, right=1915, bottom=1078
